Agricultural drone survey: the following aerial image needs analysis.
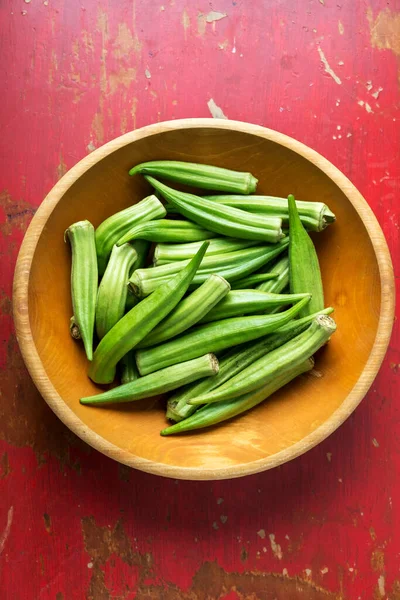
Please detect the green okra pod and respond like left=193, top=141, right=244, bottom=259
left=65, top=220, right=98, bottom=361
left=135, top=295, right=310, bottom=376
left=162, top=358, right=313, bottom=435
left=189, top=314, right=336, bottom=405
left=120, top=350, right=139, bottom=384
left=137, top=274, right=231, bottom=348
left=146, top=177, right=284, bottom=243
left=230, top=273, right=282, bottom=289
left=95, top=195, right=166, bottom=275
left=129, top=160, right=258, bottom=194
left=88, top=242, right=209, bottom=384
left=81, top=354, right=219, bottom=405
left=198, top=290, right=311, bottom=323
left=96, top=243, right=138, bottom=339
left=129, top=240, right=288, bottom=298
left=154, top=238, right=258, bottom=265
left=166, top=307, right=333, bottom=422
left=204, top=195, right=336, bottom=232
left=117, top=219, right=218, bottom=246
left=125, top=240, right=150, bottom=311
left=288, top=194, right=324, bottom=317
left=256, top=255, right=289, bottom=293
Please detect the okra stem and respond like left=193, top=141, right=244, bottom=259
left=135, top=296, right=311, bottom=376
left=189, top=315, right=336, bottom=405
left=138, top=275, right=231, bottom=348
left=88, top=242, right=209, bottom=384
left=161, top=359, right=313, bottom=435
left=129, top=160, right=258, bottom=194
left=205, top=195, right=336, bottom=232
left=82, top=354, right=219, bottom=405
left=65, top=220, right=98, bottom=361
left=146, top=177, right=284, bottom=243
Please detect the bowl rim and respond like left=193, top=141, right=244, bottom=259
left=13, top=118, right=395, bottom=480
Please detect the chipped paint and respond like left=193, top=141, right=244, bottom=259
left=317, top=47, right=342, bottom=85
left=372, top=438, right=380, bottom=447
left=338, top=21, right=344, bottom=35
left=87, top=141, right=96, bottom=153
left=220, top=515, right=228, bottom=524
left=197, top=12, right=207, bottom=36
left=182, top=8, right=190, bottom=37
left=367, top=8, right=400, bottom=59
left=145, top=68, right=151, bottom=79
left=43, top=513, right=52, bottom=534
left=0, top=453, right=11, bottom=479
left=326, top=452, right=332, bottom=462
left=257, top=529, right=266, bottom=539
left=371, top=549, right=385, bottom=571
left=217, top=497, right=224, bottom=505
left=207, top=98, right=228, bottom=119
left=206, top=11, right=227, bottom=23
left=377, top=574, right=386, bottom=597
left=269, top=533, right=283, bottom=560
left=218, top=40, right=228, bottom=50
left=372, top=86, right=383, bottom=99
left=0, top=507, right=13, bottom=555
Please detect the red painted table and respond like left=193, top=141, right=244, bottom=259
left=1, top=1, right=399, bottom=598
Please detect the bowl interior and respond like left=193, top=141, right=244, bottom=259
left=28, top=127, right=380, bottom=472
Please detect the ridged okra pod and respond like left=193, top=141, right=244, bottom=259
left=198, top=290, right=310, bottom=323
left=154, top=238, right=258, bottom=265
left=166, top=308, right=333, bottom=422
left=135, top=296, right=310, bottom=376
left=81, top=354, right=219, bottom=405
left=288, top=194, right=324, bottom=317
left=230, top=273, right=283, bottom=289
left=256, top=255, right=289, bottom=293
left=96, top=243, right=138, bottom=339
left=120, top=350, right=139, bottom=384
left=95, top=195, right=166, bottom=275
left=138, top=275, right=231, bottom=348
left=65, top=220, right=98, bottom=361
left=189, top=315, right=336, bottom=405
left=129, top=241, right=288, bottom=298
left=88, top=243, right=209, bottom=384
left=162, top=359, right=313, bottom=435
left=146, top=177, right=284, bottom=243
left=204, top=195, right=336, bottom=231
left=129, top=160, right=258, bottom=194
left=117, top=219, right=218, bottom=246
left=125, top=240, right=150, bottom=311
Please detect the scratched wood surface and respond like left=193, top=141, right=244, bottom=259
left=0, top=1, right=399, bottom=598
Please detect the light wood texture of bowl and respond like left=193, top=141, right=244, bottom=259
left=13, top=119, right=395, bottom=480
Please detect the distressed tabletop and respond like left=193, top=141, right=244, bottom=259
left=1, top=1, right=399, bottom=599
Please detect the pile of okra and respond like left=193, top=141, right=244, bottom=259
left=66, top=160, right=337, bottom=435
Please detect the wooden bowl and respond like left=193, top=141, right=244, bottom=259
left=13, top=119, right=395, bottom=480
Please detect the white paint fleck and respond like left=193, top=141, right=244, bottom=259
left=220, top=515, right=228, bottom=524
left=321, top=567, right=329, bottom=574
left=349, top=567, right=354, bottom=572
left=285, top=534, right=290, bottom=540
left=25, top=0, right=31, bottom=3
left=365, top=102, right=373, bottom=113
left=317, top=46, right=342, bottom=85
left=338, top=60, right=344, bottom=65
left=333, top=135, right=337, bottom=140
left=206, top=11, right=227, bottom=23
left=360, top=511, right=364, bottom=516
left=87, top=562, right=93, bottom=569
left=366, top=80, right=373, bottom=91
left=305, top=568, right=312, bottom=577
left=358, top=100, right=364, bottom=107
left=372, top=438, right=380, bottom=447
left=21, top=10, right=27, bottom=14
left=145, top=68, right=151, bottom=79
left=257, top=529, right=266, bottom=539
left=347, top=132, right=352, bottom=137
left=212, top=521, right=219, bottom=530
left=87, top=141, right=96, bottom=153
left=232, top=37, right=236, bottom=53
left=44, top=0, right=49, bottom=4
left=338, top=478, right=343, bottom=483
left=207, top=98, right=228, bottom=119
left=378, top=575, right=385, bottom=597
left=337, top=125, right=341, bottom=130
left=0, top=507, right=14, bottom=555
left=269, top=533, right=283, bottom=560
left=338, top=20, right=344, bottom=35
left=336, top=98, right=341, bottom=106
left=372, top=87, right=383, bottom=99
left=282, top=567, right=289, bottom=576
left=160, top=5, right=165, bottom=10
left=217, top=497, right=224, bottom=505
left=263, top=546, right=267, bottom=553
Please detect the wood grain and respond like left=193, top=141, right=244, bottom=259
left=13, top=119, right=395, bottom=480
